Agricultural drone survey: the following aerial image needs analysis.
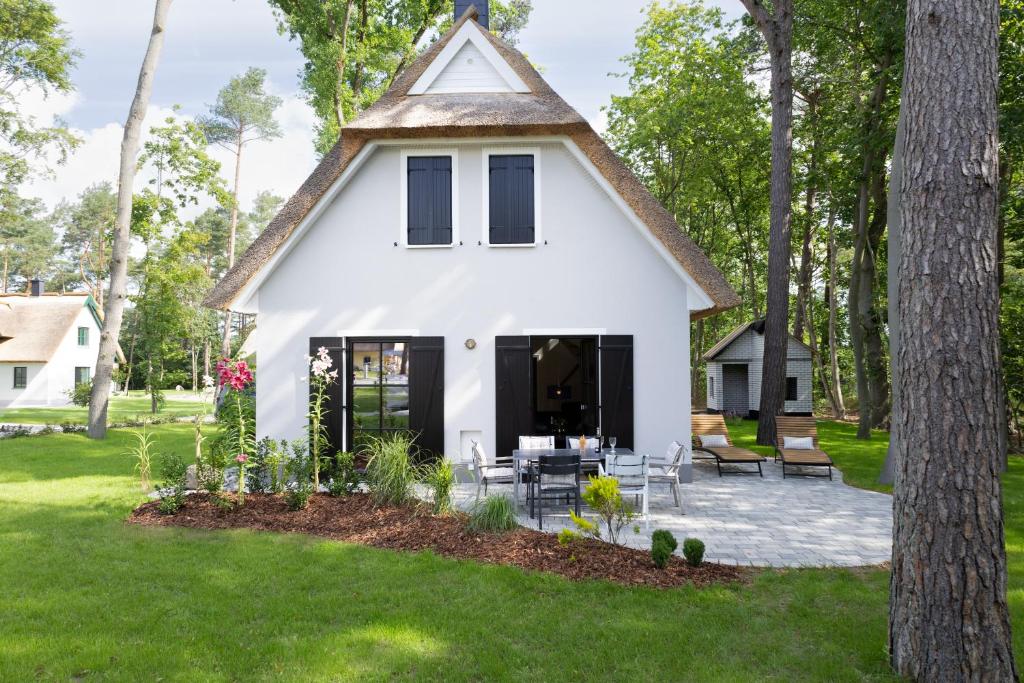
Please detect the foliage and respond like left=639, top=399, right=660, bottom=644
left=66, top=380, right=92, bottom=407
left=0, top=0, right=80, bottom=189
left=215, top=359, right=255, bottom=505
left=126, top=425, right=155, bottom=491
left=419, top=457, right=455, bottom=515
left=326, top=450, right=359, bottom=497
left=157, top=452, right=188, bottom=515
left=198, top=68, right=282, bottom=153
left=557, top=528, right=582, bottom=546
left=307, top=346, right=339, bottom=489
left=268, top=0, right=533, bottom=154
left=651, top=529, right=679, bottom=569
left=0, top=191, right=54, bottom=292
left=363, top=431, right=418, bottom=507
left=682, top=538, right=705, bottom=567
left=578, top=476, right=635, bottom=546
left=285, top=439, right=313, bottom=510
left=466, top=495, right=518, bottom=533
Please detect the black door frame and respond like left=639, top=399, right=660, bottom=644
left=529, top=335, right=600, bottom=445
left=345, top=336, right=412, bottom=453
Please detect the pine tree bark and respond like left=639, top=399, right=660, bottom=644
left=825, top=205, right=845, bottom=418
left=740, top=0, right=793, bottom=446
left=793, top=90, right=820, bottom=344
left=889, top=0, right=1016, bottom=677
left=88, top=0, right=172, bottom=439
left=221, top=130, right=244, bottom=358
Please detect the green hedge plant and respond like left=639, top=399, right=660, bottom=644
left=683, top=537, right=705, bottom=567
left=651, top=529, right=678, bottom=569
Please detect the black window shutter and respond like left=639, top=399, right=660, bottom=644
left=489, top=155, right=534, bottom=244
left=309, top=337, right=346, bottom=454
left=408, top=337, right=445, bottom=460
left=599, top=335, right=634, bottom=450
left=495, top=336, right=533, bottom=466
left=408, top=156, right=452, bottom=245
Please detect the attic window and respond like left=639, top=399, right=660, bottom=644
left=403, top=152, right=456, bottom=247
left=485, top=150, right=539, bottom=246
left=78, top=327, right=89, bottom=346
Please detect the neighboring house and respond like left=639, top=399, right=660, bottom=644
left=704, top=320, right=814, bottom=418
left=0, top=282, right=102, bottom=409
left=204, top=2, right=740, bottom=461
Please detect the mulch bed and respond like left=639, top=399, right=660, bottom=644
left=129, top=493, right=745, bottom=589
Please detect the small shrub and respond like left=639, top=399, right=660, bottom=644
left=210, top=492, right=236, bottom=512
left=66, top=380, right=92, bottom=407
left=285, top=440, right=313, bottom=510
left=651, top=529, right=679, bottom=569
left=126, top=426, right=155, bottom=491
left=580, top=476, right=635, bottom=545
left=420, top=457, right=455, bottom=515
left=157, top=453, right=188, bottom=514
left=326, top=450, right=359, bottom=497
left=363, top=432, right=418, bottom=507
left=683, top=537, right=705, bottom=567
left=558, top=528, right=582, bottom=546
left=246, top=437, right=274, bottom=494
left=60, top=422, right=86, bottom=434
left=467, top=495, right=518, bottom=533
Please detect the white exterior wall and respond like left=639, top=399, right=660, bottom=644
left=0, top=306, right=99, bottom=409
left=705, top=361, right=722, bottom=411
left=424, top=42, right=513, bottom=94
left=254, top=140, right=697, bottom=462
left=704, top=328, right=814, bottom=414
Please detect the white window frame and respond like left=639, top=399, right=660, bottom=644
left=481, top=146, right=541, bottom=248
left=399, top=148, right=459, bottom=249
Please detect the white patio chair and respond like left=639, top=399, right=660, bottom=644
left=599, top=452, right=650, bottom=528
left=566, top=435, right=601, bottom=452
left=648, top=441, right=685, bottom=512
left=518, top=435, right=554, bottom=450
left=471, top=440, right=514, bottom=499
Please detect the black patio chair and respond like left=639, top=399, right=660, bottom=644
left=529, top=453, right=581, bottom=530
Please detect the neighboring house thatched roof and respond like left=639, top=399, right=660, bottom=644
left=0, top=293, right=99, bottom=363
left=203, top=4, right=740, bottom=319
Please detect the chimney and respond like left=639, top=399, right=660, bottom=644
left=30, top=279, right=44, bottom=297
left=455, top=1, right=488, bottom=29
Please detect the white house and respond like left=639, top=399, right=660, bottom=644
left=204, top=3, right=740, bottom=463
left=0, top=284, right=102, bottom=409
left=704, top=320, right=814, bottom=418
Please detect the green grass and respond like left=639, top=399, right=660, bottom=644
left=0, top=390, right=211, bottom=425
left=0, top=421, right=1019, bottom=680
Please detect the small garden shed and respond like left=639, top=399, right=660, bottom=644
left=704, top=320, right=813, bottom=417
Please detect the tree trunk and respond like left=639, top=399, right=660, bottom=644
left=793, top=91, right=820, bottom=344
left=88, top=0, right=172, bottom=439
left=332, top=0, right=353, bottom=129
left=1, top=248, right=8, bottom=293
left=148, top=359, right=158, bottom=414
left=741, top=0, right=794, bottom=446
left=825, top=205, right=845, bottom=418
left=221, top=133, right=243, bottom=358
left=889, top=0, right=1016, bottom=678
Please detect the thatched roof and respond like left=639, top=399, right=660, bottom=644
left=0, top=293, right=97, bottom=363
left=204, top=5, right=740, bottom=318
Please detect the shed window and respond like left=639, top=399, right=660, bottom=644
left=785, top=377, right=798, bottom=402
left=709, top=376, right=715, bottom=398
left=488, top=154, right=535, bottom=244
left=13, top=366, right=26, bottom=389
left=78, top=327, right=89, bottom=346
left=75, top=367, right=91, bottom=386
left=407, top=156, right=452, bottom=246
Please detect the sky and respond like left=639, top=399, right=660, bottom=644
left=23, top=0, right=741, bottom=213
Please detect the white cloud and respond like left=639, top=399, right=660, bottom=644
left=20, top=88, right=318, bottom=216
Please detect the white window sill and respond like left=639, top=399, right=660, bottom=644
left=404, top=243, right=456, bottom=250
left=485, top=242, right=537, bottom=248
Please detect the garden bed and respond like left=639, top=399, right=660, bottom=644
left=129, top=493, right=744, bottom=589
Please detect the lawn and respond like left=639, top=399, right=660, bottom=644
left=0, top=390, right=211, bottom=425
left=0, top=421, right=1019, bottom=680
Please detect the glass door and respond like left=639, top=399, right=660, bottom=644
left=349, top=340, right=410, bottom=453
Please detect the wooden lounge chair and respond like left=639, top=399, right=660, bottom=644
left=691, top=414, right=765, bottom=477
left=774, top=416, right=833, bottom=479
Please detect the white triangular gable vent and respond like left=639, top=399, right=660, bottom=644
left=408, top=21, right=530, bottom=95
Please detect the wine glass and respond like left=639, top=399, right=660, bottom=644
left=609, top=436, right=617, bottom=453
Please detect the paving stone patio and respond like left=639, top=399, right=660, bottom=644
left=454, top=458, right=892, bottom=568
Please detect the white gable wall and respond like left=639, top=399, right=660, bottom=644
left=254, top=141, right=695, bottom=461
left=424, top=41, right=513, bottom=94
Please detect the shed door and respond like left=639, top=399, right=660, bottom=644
left=599, top=335, right=634, bottom=450
left=309, top=337, right=346, bottom=453
left=495, top=336, right=533, bottom=466
left=721, top=364, right=749, bottom=415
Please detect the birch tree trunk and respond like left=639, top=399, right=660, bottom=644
left=88, top=0, right=172, bottom=439
left=825, top=205, right=845, bottom=418
left=740, top=0, right=794, bottom=446
left=889, top=0, right=1016, bottom=677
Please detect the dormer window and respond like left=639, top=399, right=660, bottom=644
left=485, top=149, right=540, bottom=246
left=402, top=150, right=457, bottom=247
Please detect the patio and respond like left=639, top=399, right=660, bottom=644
left=454, top=458, right=893, bottom=568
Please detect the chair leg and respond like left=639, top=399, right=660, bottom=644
left=484, top=478, right=488, bottom=495
left=828, top=466, right=833, bottom=481
left=476, top=478, right=482, bottom=501
left=757, top=461, right=763, bottom=478
left=716, top=460, right=722, bottom=478
left=642, top=489, right=649, bottom=529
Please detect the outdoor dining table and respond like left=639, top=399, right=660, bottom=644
left=510, top=447, right=635, bottom=507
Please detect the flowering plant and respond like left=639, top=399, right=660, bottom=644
left=218, top=358, right=255, bottom=506
left=306, top=347, right=338, bottom=490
